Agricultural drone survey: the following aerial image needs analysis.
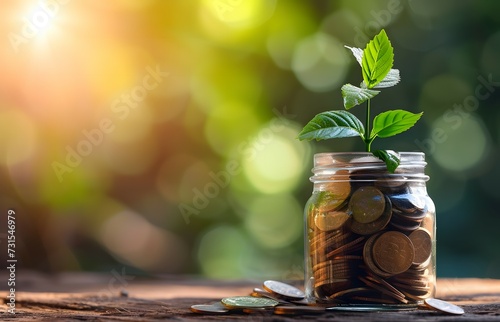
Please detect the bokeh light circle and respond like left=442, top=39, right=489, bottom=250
left=431, top=114, right=490, bottom=173
left=292, top=33, right=349, bottom=92
left=241, top=124, right=310, bottom=194
left=197, top=225, right=250, bottom=278
left=244, top=194, right=302, bottom=249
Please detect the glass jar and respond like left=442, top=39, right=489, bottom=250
left=304, top=152, right=436, bottom=306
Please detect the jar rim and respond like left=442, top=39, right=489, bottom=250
left=314, top=152, right=426, bottom=165
left=311, top=152, right=429, bottom=182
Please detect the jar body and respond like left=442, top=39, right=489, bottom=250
left=304, top=153, right=436, bottom=305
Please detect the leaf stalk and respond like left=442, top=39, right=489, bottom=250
left=365, top=99, right=371, bottom=152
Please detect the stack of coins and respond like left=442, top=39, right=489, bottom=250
left=307, top=175, right=435, bottom=304
left=190, top=280, right=463, bottom=316
left=191, top=280, right=321, bottom=315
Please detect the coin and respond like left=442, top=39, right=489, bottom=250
left=391, top=279, right=429, bottom=290
left=326, top=236, right=365, bottom=258
left=372, top=231, right=415, bottom=275
left=289, top=298, right=310, bottom=305
left=375, top=178, right=409, bottom=194
left=408, top=228, right=432, bottom=266
left=420, top=213, right=434, bottom=232
left=317, top=179, right=351, bottom=212
left=363, top=234, right=394, bottom=278
left=350, top=196, right=392, bottom=235
left=329, top=287, right=371, bottom=299
left=314, top=210, right=350, bottom=231
left=221, top=296, right=279, bottom=309
left=365, top=274, right=406, bottom=300
left=314, top=278, right=351, bottom=289
left=389, top=212, right=422, bottom=232
left=191, top=303, right=230, bottom=314
left=424, top=298, right=464, bottom=315
left=314, top=260, right=359, bottom=281
left=263, top=280, right=305, bottom=300
left=322, top=230, right=352, bottom=251
left=359, top=276, right=408, bottom=304
left=349, top=186, right=386, bottom=223
left=251, top=288, right=290, bottom=304
left=401, top=289, right=431, bottom=302
left=274, top=305, right=326, bottom=315
left=242, top=307, right=273, bottom=314
left=390, top=193, right=425, bottom=213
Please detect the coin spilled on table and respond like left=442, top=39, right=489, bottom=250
left=190, top=280, right=464, bottom=315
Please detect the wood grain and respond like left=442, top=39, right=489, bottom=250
left=0, top=275, right=499, bottom=321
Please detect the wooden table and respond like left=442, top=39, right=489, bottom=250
left=1, top=273, right=499, bottom=321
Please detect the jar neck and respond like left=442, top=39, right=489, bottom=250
left=310, top=152, right=430, bottom=184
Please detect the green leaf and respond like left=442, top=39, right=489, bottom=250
left=345, top=45, right=400, bottom=89
left=371, top=110, right=423, bottom=139
left=345, top=46, right=363, bottom=65
left=361, top=29, right=394, bottom=89
left=298, top=110, right=365, bottom=141
left=341, top=84, right=380, bottom=110
left=373, top=69, right=400, bottom=88
left=372, top=150, right=400, bottom=173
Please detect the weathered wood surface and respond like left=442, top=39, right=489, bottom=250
left=1, top=273, right=499, bottom=321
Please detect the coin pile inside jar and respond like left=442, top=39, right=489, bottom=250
left=309, top=174, right=435, bottom=304
left=190, top=280, right=463, bottom=316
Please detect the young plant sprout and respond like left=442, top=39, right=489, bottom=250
left=298, top=29, right=422, bottom=172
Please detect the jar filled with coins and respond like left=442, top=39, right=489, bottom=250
left=304, top=152, right=436, bottom=306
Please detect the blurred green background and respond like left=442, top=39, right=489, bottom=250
left=0, top=0, right=499, bottom=280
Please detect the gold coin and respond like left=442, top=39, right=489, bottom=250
left=314, top=210, right=350, bottom=231
left=349, top=186, right=386, bottom=224
left=408, top=228, right=432, bottom=266
left=372, top=231, right=415, bottom=275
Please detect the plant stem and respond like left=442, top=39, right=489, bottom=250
left=365, top=99, right=371, bottom=152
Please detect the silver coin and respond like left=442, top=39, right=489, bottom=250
left=424, top=298, right=464, bottom=315
left=191, top=303, right=229, bottom=314
left=221, top=296, right=279, bottom=309
left=263, top=280, right=305, bottom=300
left=251, top=288, right=289, bottom=304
